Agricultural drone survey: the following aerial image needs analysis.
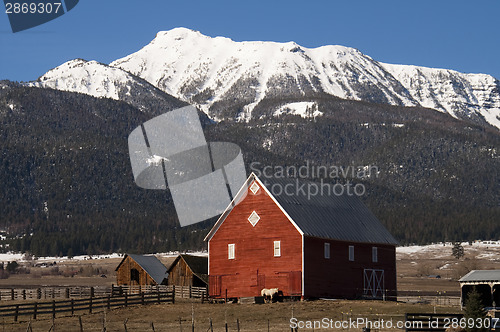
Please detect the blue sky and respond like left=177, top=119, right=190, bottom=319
left=1, top=0, right=499, bottom=82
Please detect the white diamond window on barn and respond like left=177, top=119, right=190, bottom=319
left=250, top=181, right=260, bottom=194
left=274, top=240, right=281, bottom=257
left=248, top=211, right=260, bottom=227
left=228, top=243, right=235, bottom=260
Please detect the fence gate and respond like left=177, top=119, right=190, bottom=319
left=363, top=269, right=384, bottom=299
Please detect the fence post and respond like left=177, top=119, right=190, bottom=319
left=37, top=288, right=41, bottom=300
left=189, top=286, right=192, bottom=298
left=66, top=288, right=70, bottom=299
left=172, top=285, right=175, bottom=303
left=157, top=288, right=161, bottom=304
left=22, top=289, right=26, bottom=300
left=52, top=300, right=56, bottom=319
left=79, top=316, right=83, bottom=332
left=107, top=295, right=111, bottom=310
left=14, top=304, right=19, bottom=322
left=33, top=302, right=38, bottom=320
left=141, top=292, right=145, bottom=305
left=124, top=293, right=128, bottom=307
left=237, top=318, right=240, bottom=332
left=89, top=295, right=93, bottom=314
left=71, top=299, right=74, bottom=316
left=11, top=288, right=14, bottom=300
left=90, top=287, right=94, bottom=298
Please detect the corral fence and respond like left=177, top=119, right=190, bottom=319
left=0, top=285, right=208, bottom=301
left=0, top=286, right=111, bottom=301
left=0, top=289, right=174, bottom=322
left=112, top=285, right=208, bottom=301
left=398, top=295, right=461, bottom=306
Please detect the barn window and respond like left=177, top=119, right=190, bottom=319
left=130, top=268, right=140, bottom=284
left=324, top=243, right=330, bottom=259
left=349, top=245, right=355, bottom=261
left=248, top=211, right=260, bottom=227
left=274, top=241, right=281, bottom=257
left=228, top=243, right=235, bottom=259
left=250, top=181, right=260, bottom=194
left=372, top=247, right=378, bottom=263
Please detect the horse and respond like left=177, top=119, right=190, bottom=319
left=260, top=288, right=279, bottom=303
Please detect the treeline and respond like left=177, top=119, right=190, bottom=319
left=0, top=84, right=499, bottom=256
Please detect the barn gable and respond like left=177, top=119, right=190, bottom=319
left=115, top=254, right=168, bottom=286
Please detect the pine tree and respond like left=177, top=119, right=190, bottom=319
left=452, top=242, right=465, bottom=260
left=464, top=287, right=488, bottom=332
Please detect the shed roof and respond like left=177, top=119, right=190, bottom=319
left=116, top=254, right=168, bottom=284
left=205, top=173, right=398, bottom=245
left=459, top=270, right=500, bottom=283
left=168, top=254, right=208, bottom=285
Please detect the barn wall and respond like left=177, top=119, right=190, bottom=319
left=116, top=256, right=157, bottom=286
left=208, top=181, right=302, bottom=298
left=303, top=236, right=396, bottom=299
left=168, top=259, right=194, bottom=287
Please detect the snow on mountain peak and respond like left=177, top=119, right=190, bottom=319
left=30, top=28, right=500, bottom=129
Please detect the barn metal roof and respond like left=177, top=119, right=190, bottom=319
left=205, top=173, right=398, bottom=245
left=168, top=254, right=208, bottom=285
left=261, top=176, right=398, bottom=245
left=459, top=270, right=500, bottom=283
left=119, top=254, right=168, bottom=284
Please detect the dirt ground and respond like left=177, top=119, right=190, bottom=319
left=0, top=243, right=498, bottom=331
left=1, top=298, right=461, bottom=332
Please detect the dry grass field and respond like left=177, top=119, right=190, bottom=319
left=1, top=298, right=462, bottom=331
left=0, top=242, right=498, bottom=331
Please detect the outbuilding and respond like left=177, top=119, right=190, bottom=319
left=115, top=254, right=168, bottom=286
left=459, top=270, right=500, bottom=308
left=204, top=173, right=398, bottom=300
left=167, top=254, right=208, bottom=287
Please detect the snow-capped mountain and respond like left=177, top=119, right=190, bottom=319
left=31, top=28, right=500, bottom=129
left=29, top=59, right=186, bottom=113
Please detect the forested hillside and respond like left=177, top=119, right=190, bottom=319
left=0, top=83, right=499, bottom=256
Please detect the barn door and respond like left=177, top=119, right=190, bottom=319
left=257, top=274, right=265, bottom=291
left=363, top=269, right=384, bottom=299
left=209, top=275, right=221, bottom=296
left=288, top=271, right=302, bottom=296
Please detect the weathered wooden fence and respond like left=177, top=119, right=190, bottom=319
left=0, top=286, right=111, bottom=301
left=112, top=285, right=208, bottom=300
left=0, top=285, right=208, bottom=301
left=0, top=290, right=174, bottom=321
left=398, top=296, right=461, bottom=306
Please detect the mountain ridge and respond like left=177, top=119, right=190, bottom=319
left=30, top=27, right=500, bottom=130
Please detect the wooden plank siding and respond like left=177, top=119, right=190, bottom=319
left=167, top=258, right=206, bottom=287
left=116, top=256, right=158, bottom=286
left=208, top=181, right=302, bottom=298
left=303, top=236, right=396, bottom=299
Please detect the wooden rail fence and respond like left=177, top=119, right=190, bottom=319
left=0, top=290, right=174, bottom=321
left=112, top=285, right=208, bottom=301
left=0, top=285, right=208, bottom=301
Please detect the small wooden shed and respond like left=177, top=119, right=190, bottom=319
left=167, top=254, right=208, bottom=287
left=116, top=254, right=168, bottom=286
left=459, top=270, right=500, bottom=308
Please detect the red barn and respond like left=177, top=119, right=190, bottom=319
left=204, top=173, right=398, bottom=300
